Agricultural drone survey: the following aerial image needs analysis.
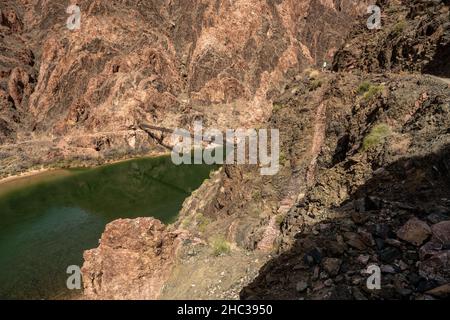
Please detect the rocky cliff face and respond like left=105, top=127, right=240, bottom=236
left=82, top=218, right=184, bottom=299
left=82, top=1, right=450, bottom=300
left=3, top=0, right=449, bottom=300
left=240, top=0, right=450, bottom=299
left=240, top=70, right=450, bottom=299
left=333, top=0, right=450, bottom=76
left=0, top=0, right=370, bottom=178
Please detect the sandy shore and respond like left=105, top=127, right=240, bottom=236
left=0, top=151, right=171, bottom=187
left=0, top=167, right=56, bottom=185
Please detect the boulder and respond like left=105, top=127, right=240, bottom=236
left=343, top=232, right=366, bottom=250
left=322, top=258, right=342, bottom=276
left=397, top=218, right=431, bottom=246
left=425, top=283, right=450, bottom=298
left=431, top=221, right=450, bottom=245
left=82, top=218, right=183, bottom=299
left=419, top=251, right=450, bottom=284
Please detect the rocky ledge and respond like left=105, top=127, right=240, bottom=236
left=82, top=218, right=184, bottom=299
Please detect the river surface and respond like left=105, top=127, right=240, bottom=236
left=0, top=156, right=216, bottom=299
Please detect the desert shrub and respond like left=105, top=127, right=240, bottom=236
left=357, top=81, right=384, bottom=100
left=279, top=150, right=287, bottom=165
left=309, top=79, right=323, bottom=91
left=196, top=213, right=211, bottom=233
left=181, top=215, right=193, bottom=229
left=362, top=123, right=392, bottom=150
left=357, top=81, right=371, bottom=95
left=393, top=20, right=407, bottom=34
left=210, top=235, right=231, bottom=256
left=272, top=103, right=285, bottom=112
left=364, top=84, right=384, bottom=100
left=275, top=214, right=285, bottom=226
left=252, top=190, right=262, bottom=201
left=307, top=69, right=320, bottom=80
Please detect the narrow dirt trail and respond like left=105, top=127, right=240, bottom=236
left=306, top=101, right=327, bottom=187
left=0, top=129, right=139, bottom=149
left=257, top=215, right=280, bottom=252
left=427, top=74, right=450, bottom=85
left=258, top=98, right=328, bottom=252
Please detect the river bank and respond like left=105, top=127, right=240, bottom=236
left=0, top=151, right=170, bottom=187
left=0, top=154, right=216, bottom=299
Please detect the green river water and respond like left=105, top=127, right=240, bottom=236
left=0, top=156, right=216, bottom=299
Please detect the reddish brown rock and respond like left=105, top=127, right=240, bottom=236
left=431, top=221, right=450, bottom=245
left=397, top=218, right=431, bottom=246
left=343, top=232, right=366, bottom=250
left=419, top=251, right=450, bottom=285
left=81, top=218, right=183, bottom=300
left=419, top=240, right=444, bottom=261
left=332, top=0, right=450, bottom=76
left=425, top=283, right=450, bottom=298
left=419, top=221, right=450, bottom=259
left=322, top=257, right=342, bottom=276
left=0, top=7, right=23, bottom=32
left=0, top=0, right=372, bottom=177
left=8, top=67, right=33, bottom=109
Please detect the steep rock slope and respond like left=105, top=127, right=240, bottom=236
left=333, top=0, right=450, bottom=76
left=242, top=71, right=450, bottom=299
left=82, top=0, right=449, bottom=299
left=0, top=0, right=369, bottom=178
left=241, top=0, right=450, bottom=300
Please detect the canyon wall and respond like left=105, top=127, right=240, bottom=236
left=83, top=0, right=450, bottom=300
left=4, top=0, right=449, bottom=300
left=0, top=0, right=369, bottom=177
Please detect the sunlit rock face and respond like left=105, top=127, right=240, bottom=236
left=0, top=0, right=369, bottom=153
left=333, top=0, right=450, bottom=76
left=82, top=218, right=184, bottom=300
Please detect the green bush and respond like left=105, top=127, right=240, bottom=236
left=196, top=213, right=211, bottom=233
left=307, top=69, right=320, bottom=80
left=393, top=20, right=406, bottom=34
left=272, top=103, right=285, bottom=112
left=357, top=81, right=384, bottom=100
left=252, top=190, right=262, bottom=201
left=181, top=215, right=193, bottom=229
left=279, top=150, right=287, bottom=165
left=309, top=79, right=323, bottom=91
left=362, top=123, right=392, bottom=151
left=364, top=84, right=384, bottom=100
left=357, top=81, right=371, bottom=95
left=211, top=235, right=231, bottom=256
left=275, top=214, right=285, bottom=226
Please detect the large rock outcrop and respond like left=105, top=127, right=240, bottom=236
left=240, top=0, right=450, bottom=300
left=333, top=0, right=450, bottom=76
left=82, top=218, right=183, bottom=299
left=0, top=0, right=370, bottom=177
left=80, top=0, right=450, bottom=300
